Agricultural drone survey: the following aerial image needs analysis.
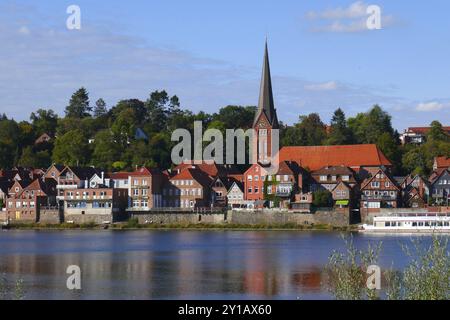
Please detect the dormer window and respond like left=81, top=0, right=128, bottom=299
left=320, top=175, right=327, bottom=182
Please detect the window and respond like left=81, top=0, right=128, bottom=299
left=371, top=182, right=380, bottom=188
left=133, top=200, right=140, bottom=208
left=259, top=129, right=267, bottom=136
left=276, top=175, right=281, bottom=182
left=342, top=175, right=350, bottom=181
left=284, top=175, right=289, bottom=182
left=133, top=179, right=138, bottom=185
left=254, top=187, right=259, bottom=194
left=142, top=200, right=148, bottom=208
left=254, top=175, right=259, bottom=181
left=247, top=175, right=252, bottom=181
left=142, top=180, right=148, bottom=186
left=133, top=189, right=139, bottom=196
left=385, top=182, right=390, bottom=188
left=320, top=176, right=327, bottom=181
left=142, top=189, right=148, bottom=196
left=332, top=176, right=337, bottom=181
left=248, top=188, right=252, bottom=194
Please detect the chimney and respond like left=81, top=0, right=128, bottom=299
left=101, top=171, right=105, bottom=183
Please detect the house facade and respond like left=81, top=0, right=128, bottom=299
left=128, top=167, right=164, bottom=211
left=430, top=169, right=450, bottom=206
left=63, top=187, right=128, bottom=222
left=227, top=181, right=245, bottom=208
left=163, top=168, right=212, bottom=208
left=360, top=169, right=401, bottom=214
left=6, top=179, right=56, bottom=222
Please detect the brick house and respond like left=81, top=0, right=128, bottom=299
left=63, top=187, right=128, bottom=222
left=243, top=163, right=268, bottom=203
left=360, top=169, right=401, bottom=215
left=163, top=167, right=212, bottom=209
left=44, top=164, right=65, bottom=181
left=264, top=161, right=304, bottom=208
left=6, top=179, right=56, bottom=222
left=128, top=167, right=164, bottom=211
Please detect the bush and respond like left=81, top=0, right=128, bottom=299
left=313, top=190, right=333, bottom=207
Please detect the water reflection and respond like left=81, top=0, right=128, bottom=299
left=0, top=230, right=426, bottom=299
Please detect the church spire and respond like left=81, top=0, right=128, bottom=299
left=253, top=40, right=278, bottom=128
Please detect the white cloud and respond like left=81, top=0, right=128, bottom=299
left=306, top=1, right=395, bottom=33
left=304, top=81, right=338, bottom=91
left=416, top=102, right=447, bottom=112
left=307, top=1, right=367, bottom=20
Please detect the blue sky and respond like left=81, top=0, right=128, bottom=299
left=1, top=0, right=449, bottom=130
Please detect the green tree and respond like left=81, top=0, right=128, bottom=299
left=65, top=87, right=91, bottom=118
left=427, top=121, right=449, bottom=142
left=52, top=129, right=90, bottom=166
left=18, top=146, right=51, bottom=168
left=313, top=190, right=333, bottom=207
left=30, top=109, right=58, bottom=136
left=402, top=147, right=427, bottom=175
left=348, top=105, right=394, bottom=144
left=111, top=108, right=138, bottom=148
left=327, top=108, right=353, bottom=145
left=0, top=118, right=20, bottom=168
left=93, top=98, right=108, bottom=118
left=91, top=130, right=122, bottom=169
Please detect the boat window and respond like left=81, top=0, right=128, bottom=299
left=444, top=222, right=449, bottom=227
left=419, top=222, right=424, bottom=227
left=425, top=222, right=430, bottom=227
left=385, top=222, right=391, bottom=227
left=412, top=222, right=417, bottom=227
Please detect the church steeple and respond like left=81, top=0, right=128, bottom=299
left=253, top=41, right=278, bottom=129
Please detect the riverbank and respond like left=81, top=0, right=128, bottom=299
left=2, top=221, right=358, bottom=232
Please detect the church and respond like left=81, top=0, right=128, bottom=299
left=246, top=42, right=393, bottom=208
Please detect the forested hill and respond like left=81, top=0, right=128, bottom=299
left=0, top=87, right=448, bottom=175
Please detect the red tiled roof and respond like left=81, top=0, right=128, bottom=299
left=435, top=156, right=450, bottom=169
left=129, top=167, right=162, bottom=176
left=407, top=127, right=450, bottom=134
left=110, top=172, right=131, bottom=179
left=279, top=144, right=392, bottom=171
left=170, top=168, right=213, bottom=187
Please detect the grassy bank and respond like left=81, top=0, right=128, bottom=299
left=2, top=221, right=357, bottom=232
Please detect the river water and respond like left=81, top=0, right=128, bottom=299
left=0, top=230, right=443, bottom=300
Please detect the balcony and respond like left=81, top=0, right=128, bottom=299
left=362, top=195, right=397, bottom=201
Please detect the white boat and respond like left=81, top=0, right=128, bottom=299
left=360, top=213, right=450, bottom=233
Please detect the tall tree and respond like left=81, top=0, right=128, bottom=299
left=93, top=98, right=108, bottom=118
left=297, top=113, right=327, bottom=146
left=65, top=87, right=91, bottom=118
left=327, top=108, right=353, bottom=145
